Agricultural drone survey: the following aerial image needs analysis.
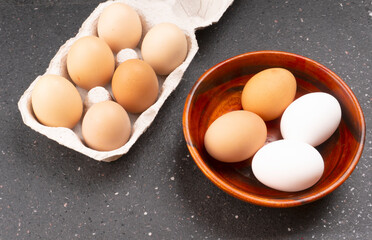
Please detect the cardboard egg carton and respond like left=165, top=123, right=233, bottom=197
left=18, top=0, right=234, bottom=162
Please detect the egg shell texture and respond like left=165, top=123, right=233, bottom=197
left=67, top=36, right=115, bottom=90
left=241, top=68, right=297, bottom=121
left=97, top=2, right=142, bottom=53
left=204, top=110, right=267, bottom=163
left=112, top=59, right=159, bottom=113
left=280, top=92, right=342, bottom=147
left=141, top=22, right=188, bottom=75
left=82, top=101, right=131, bottom=151
left=31, top=74, right=83, bottom=129
left=252, top=139, right=324, bottom=192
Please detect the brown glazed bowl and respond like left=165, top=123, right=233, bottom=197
left=182, top=51, right=366, bottom=208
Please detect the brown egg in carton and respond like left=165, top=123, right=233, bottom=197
left=18, top=0, right=234, bottom=162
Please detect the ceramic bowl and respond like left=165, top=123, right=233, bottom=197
left=182, top=51, right=365, bottom=208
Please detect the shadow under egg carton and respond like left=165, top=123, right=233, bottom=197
left=18, top=0, right=234, bottom=162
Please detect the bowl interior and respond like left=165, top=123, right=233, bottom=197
left=183, top=51, right=365, bottom=207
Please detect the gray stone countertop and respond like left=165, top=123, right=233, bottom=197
left=0, top=0, right=371, bottom=239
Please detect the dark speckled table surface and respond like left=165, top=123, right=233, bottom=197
left=0, top=0, right=371, bottom=239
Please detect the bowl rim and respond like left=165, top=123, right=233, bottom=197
left=182, top=50, right=366, bottom=208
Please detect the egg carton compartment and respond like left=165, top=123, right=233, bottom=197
left=18, top=0, right=234, bottom=162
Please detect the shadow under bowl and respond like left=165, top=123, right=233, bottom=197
left=182, top=50, right=366, bottom=208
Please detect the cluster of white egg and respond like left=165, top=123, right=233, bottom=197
left=252, top=92, right=342, bottom=192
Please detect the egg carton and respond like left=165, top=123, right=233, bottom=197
left=18, top=0, right=234, bottom=162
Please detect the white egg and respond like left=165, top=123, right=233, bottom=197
left=280, top=92, right=342, bottom=147
left=252, top=140, right=324, bottom=192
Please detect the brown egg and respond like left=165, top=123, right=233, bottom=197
left=67, top=36, right=115, bottom=90
left=141, top=22, right=188, bottom=75
left=97, top=2, right=142, bottom=53
left=241, top=68, right=297, bottom=121
left=112, top=59, right=158, bottom=113
left=82, top=101, right=131, bottom=151
left=204, top=110, right=267, bottom=163
left=31, top=74, right=83, bottom=128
